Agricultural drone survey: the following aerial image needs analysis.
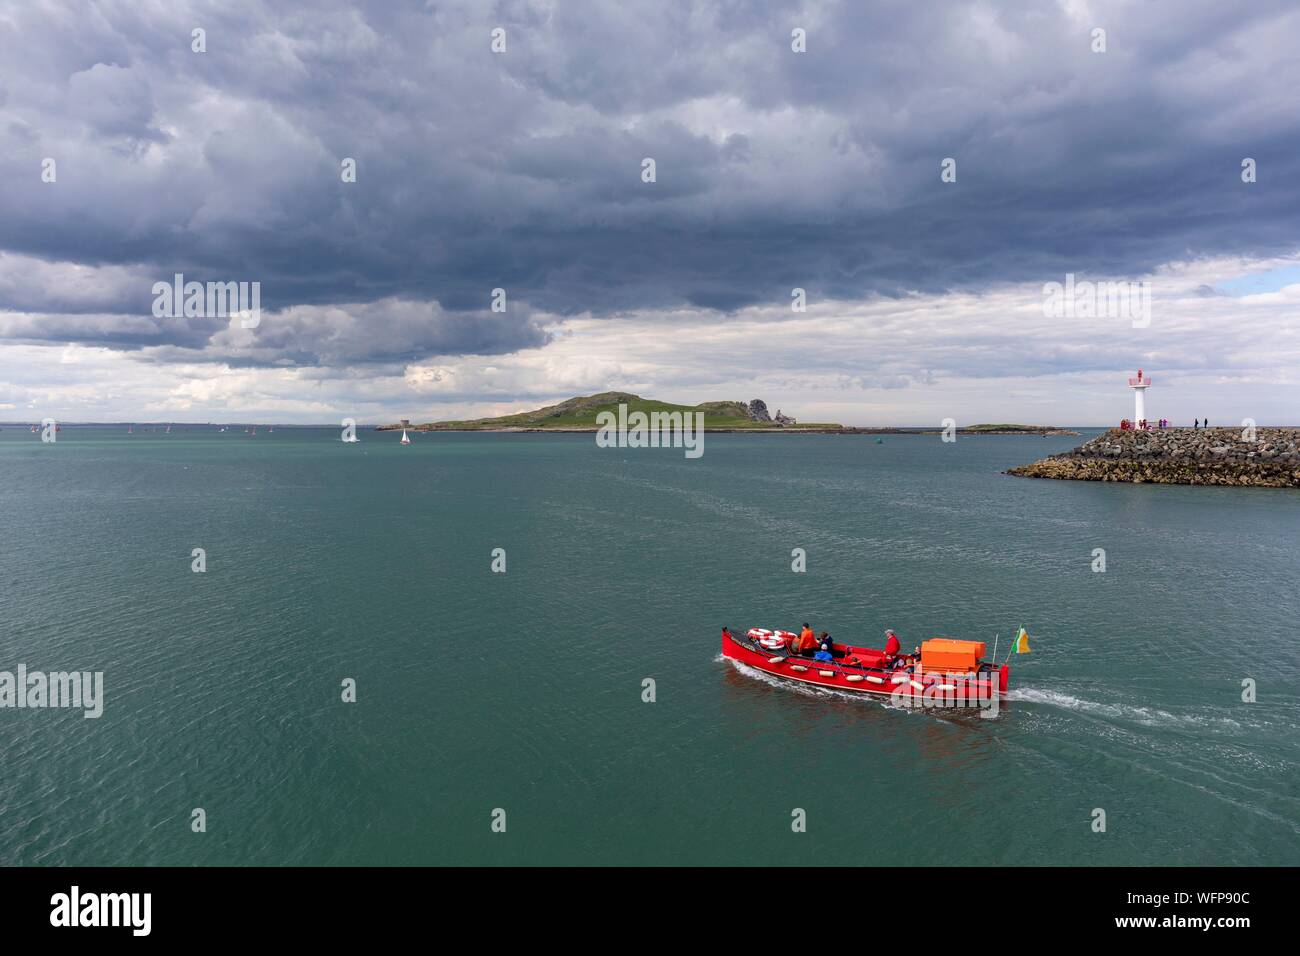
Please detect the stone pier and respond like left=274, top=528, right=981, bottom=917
left=1007, top=427, right=1300, bottom=487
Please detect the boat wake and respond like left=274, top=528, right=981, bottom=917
left=1010, top=687, right=1241, bottom=729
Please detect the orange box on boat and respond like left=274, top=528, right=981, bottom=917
left=920, top=638, right=986, bottom=672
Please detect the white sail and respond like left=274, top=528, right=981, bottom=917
left=400, top=429, right=411, bottom=444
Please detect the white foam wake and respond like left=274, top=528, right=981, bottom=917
left=1010, top=687, right=1241, bottom=728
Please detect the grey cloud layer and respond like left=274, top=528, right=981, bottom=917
left=1, top=0, right=1298, bottom=367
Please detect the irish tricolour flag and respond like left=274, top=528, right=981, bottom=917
left=1012, top=626, right=1031, bottom=654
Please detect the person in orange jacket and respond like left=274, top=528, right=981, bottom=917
left=796, top=623, right=817, bottom=656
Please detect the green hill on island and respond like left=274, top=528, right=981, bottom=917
left=378, top=393, right=1076, bottom=434
left=381, top=392, right=842, bottom=431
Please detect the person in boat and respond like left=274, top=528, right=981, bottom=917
left=796, top=623, right=817, bottom=656
left=819, top=631, right=834, bottom=655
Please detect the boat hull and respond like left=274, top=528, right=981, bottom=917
left=721, top=629, right=1007, bottom=704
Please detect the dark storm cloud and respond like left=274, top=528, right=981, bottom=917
left=1, top=0, right=1298, bottom=367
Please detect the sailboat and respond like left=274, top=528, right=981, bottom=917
left=128, top=425, right=133, bottom=434
left=400, top=428, right=411, bottom=445
left=165, top=425, right=170, bottom=434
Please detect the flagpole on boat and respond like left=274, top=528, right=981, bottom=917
left=992, top=633, right=998, bottom=664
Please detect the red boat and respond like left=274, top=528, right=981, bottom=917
left=721, top=627, right=1009, bottom=707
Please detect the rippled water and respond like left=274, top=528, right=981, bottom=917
left=1, top=425, right=1297, bottom=865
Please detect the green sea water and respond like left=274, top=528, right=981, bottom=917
left=1, top=425, right=1297, bottom=866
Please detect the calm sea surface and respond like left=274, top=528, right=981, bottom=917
left=1, top=426, right=1297, bottom=865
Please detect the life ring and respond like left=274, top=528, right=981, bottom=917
left=749, top=627, right=789, bottom=649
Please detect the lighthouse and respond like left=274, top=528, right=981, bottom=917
left=1128, top=369, right=1151, bottom=428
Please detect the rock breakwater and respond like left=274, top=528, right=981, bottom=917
left=1007, top=427, right=1300, bottom=487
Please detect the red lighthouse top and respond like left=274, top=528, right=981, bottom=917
left=1128, top=369, right=1151, bottom=386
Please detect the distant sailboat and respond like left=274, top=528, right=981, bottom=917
left=165, top=425, right=170, bottom=434
left=128, top=425, right=133, bottom=434
left=400, top=428, right=411, bottom=445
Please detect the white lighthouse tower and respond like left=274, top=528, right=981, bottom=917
left=1128, top=369, right=1151, bottom=428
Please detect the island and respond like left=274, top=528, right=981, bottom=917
left=1008, top=427, right=1300, bottom=488
left=377, top=393, right=1077, bottom=435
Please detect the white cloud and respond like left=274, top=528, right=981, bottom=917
left=5, top=253, right=1297, bottom=426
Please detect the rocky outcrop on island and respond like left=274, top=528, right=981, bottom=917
left=746, top=399, right=795, bottom=426
left=1008, top=427, right=1300, bottom=488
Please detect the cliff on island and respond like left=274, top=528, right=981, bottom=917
left=1008, top=427, right=1300, bottom=488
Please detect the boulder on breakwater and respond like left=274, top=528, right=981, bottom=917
left=1007, top=427, right=1300, bottom=488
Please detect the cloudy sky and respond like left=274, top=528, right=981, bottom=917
left=2, top=0, right=1298, bottom=425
